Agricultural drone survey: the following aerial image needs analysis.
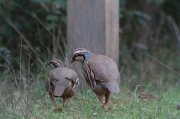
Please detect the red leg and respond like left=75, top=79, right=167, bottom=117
left=105, top=93, right=110, bottom=106
left=63, top=97, right=66, bottom=107
left=97, top=95, right=106, bottom=108
left=49, top=92, right=56, bottom=107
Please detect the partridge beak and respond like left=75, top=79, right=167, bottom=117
left=71, top=54, right=77, bottom=63
left=47, top=61, right=52, bottom=65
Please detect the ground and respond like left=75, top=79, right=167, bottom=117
left=0, top=81, right=179, bottom=119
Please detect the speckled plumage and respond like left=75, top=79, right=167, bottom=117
left=46, top=59, right=80, bottom=108
left=71, top=48, right=120, bottom=109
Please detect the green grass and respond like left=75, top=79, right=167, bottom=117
left=0, top=79, right=180, bottom=119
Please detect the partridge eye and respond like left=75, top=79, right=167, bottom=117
left=78, top=53, right=84, bottom=56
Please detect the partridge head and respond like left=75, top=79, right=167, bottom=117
left=46, top=59, right=80, bottom=110
left=71, top=48, right=120, bottom=109
left=48, top=59, right=64, bottom=68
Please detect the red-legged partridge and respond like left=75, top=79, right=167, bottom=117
left=46, top=59, right=80, bottom=111
left=71, top=48, right=120, bottom=109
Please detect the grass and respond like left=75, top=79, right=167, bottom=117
left=0, top=76, right=180, bottom=119
left=0, top=39, right=179, bottom=118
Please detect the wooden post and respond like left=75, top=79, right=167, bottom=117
left=67, top=0, right=119, bottom=67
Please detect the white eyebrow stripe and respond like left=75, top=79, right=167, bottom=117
left=73, top=50, right=87, bottom=55
left=52, top=60, right=61, bottom=66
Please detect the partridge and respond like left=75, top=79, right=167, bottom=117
left=46, top=59, right=80, bottom=110
left=71, top=48, right=120, bottom=109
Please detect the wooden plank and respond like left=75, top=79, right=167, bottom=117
left=105, top=0, right=119, bottom=66
left=67, top=0, right=119, bottom=67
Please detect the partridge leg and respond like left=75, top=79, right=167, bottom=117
left=53, top=97, right=65, bottom=112
left=63, top=97, right=66, bottom=107
left=105, top=93, right=110, bottom=106
left=97, top=95, right=106, bottom=109
left=49, top=92, right=57, bottom=107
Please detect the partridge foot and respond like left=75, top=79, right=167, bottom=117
left=53, top=107, right=63, bottom=112
left=102, top=105, right=108, bottom=111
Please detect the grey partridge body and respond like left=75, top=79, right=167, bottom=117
left=46, top=59, right=80, bottom=110
left=71, top=48, right=120, bottom=109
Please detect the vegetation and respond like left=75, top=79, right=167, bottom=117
left=1, top=83, right=180, bottom=118
left=0, top=0, right=180, bottom=118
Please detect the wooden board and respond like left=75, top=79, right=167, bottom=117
left=67, top=0, right=119, bottom=67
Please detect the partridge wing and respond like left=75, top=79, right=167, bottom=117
left=50, top=68, right=71, bottom=97
left=87, top=55, right=120, bottom=82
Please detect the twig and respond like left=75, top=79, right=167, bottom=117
left=25, top=53, right=31, bottom=117
left=5, top=83, right=26, bottom=117
left=148, top=54, right=180, bottom=76
left=32, top=13, right=66, bottom=58
left=31, top=13, right=55, bottom=39
left=166, top=16, right=180, bottom=46
left=20, top=37, right=22, bottom=86
left=0, top=15, right=43, bottom=64
left=5, top=63, right=33, bottom=116
left=35, top=62, right=47, bottom=82
left=134, top=85, right=143, bottom=101
left=158, top=77, right=161, bottom=119
left=57, top=23, right=66, bottom=58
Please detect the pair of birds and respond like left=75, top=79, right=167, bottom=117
left=46, top=48, right=120, bottom=110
